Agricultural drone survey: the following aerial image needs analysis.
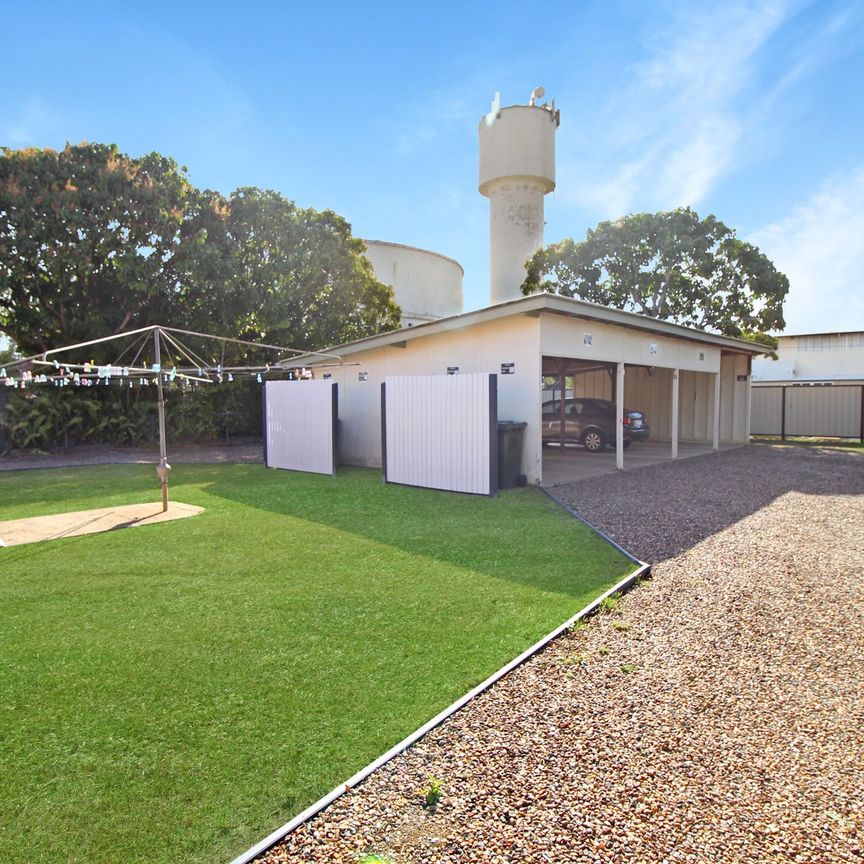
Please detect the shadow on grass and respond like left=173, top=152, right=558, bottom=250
left=201, top=464, right=633, bottom=601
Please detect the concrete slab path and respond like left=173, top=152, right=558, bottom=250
left=542, top=440, right=739, bottom=485
left=0, top=501, right=203, bottom=546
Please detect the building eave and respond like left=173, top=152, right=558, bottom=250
left=283, top=293, right=768, bottom=366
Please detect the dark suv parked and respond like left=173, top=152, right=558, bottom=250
left=542, top=398, right=649, bottom=452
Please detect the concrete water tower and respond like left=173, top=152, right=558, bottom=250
left=362, top=239, right=464, bottom=327
left=479, top=88, right=559, bottom=304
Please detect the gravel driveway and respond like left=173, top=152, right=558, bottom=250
left=256, top=445, right=863, bottom=864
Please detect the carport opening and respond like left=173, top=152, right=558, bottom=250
left=540, top=355, right=725, bottom=485
left=541, top=357, right=620, bottom=454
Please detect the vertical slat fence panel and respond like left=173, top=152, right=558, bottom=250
left=383, top=373, right=497, bottom=495
left=265, top=380, right=337, bottom=475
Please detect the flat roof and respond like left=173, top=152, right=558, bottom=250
left=753, top=375, right=864, bottom=383
left=778, top=330, right=864, bottom=338
left=288, top=293, right=768, bottom=365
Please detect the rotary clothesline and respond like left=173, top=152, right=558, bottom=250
left=2, top=324, right=342, bottom=389
left=1, top=325, right=344, bottom=511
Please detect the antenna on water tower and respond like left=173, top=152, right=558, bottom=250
left=483, top=91, right=501, bottom=127
left=529, top=86, right=545, bottom=106
left=478, top=88, right=559, bottom=305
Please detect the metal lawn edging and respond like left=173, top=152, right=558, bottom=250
left=538, top=485, right=644, bottom=565
left=228, top=500, right=650, bottom=864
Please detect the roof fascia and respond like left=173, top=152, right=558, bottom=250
left=293, top=293, right=767, bottom=365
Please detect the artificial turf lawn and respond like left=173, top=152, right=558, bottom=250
left=0, top=464, right=633, bottom=864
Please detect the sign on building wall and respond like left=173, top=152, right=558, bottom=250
left=264, top=380, right=338, bottom=475
left=382, top=373, right=498, bottom=496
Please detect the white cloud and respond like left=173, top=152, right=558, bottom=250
left=562, top=2, right=798, bottom=216
left=2, top=97, right=58, bottom=147
left=393, top=92, right=476, bottom=155
left=750, top=165, right=864, bottom=333
left=656, top=116, right=741, bottom=206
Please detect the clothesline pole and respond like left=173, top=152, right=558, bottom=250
left=153, top=328, right=170, bottom=512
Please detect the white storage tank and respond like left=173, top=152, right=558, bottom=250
left=363, top=239, right=464, bottom=327
left=479, top=89, right=559, bottom=305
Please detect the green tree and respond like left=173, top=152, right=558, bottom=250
left=0, top=334, right=17, bottom=367
left=523, top=208, right=788, bottom=338
left=189, top=187, right=401, bottom=351
left=0, top=143, right=194, bottom=355
left=0, top=143, right=402, bottom=451
left=160, top=186, right=401, bottom=378
left=0, top=144, right=401, bottom=359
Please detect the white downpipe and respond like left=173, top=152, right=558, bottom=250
left=616, top=362, right=625, bottom=470
left=713, top=371, right=721, bottom=451
left=671, top=368, right=679, bottom=459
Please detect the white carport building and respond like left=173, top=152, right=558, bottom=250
left=295, top=292, right=760, bottom=487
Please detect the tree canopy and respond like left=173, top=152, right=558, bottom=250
left=522, top=208, right=788, bottom=339
left=0, top=142, right=401, bottom=357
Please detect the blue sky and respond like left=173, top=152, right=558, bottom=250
left=3, top=0, right=863, bottom=334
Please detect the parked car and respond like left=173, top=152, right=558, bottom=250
left=541, top=397, right=649, bottom=452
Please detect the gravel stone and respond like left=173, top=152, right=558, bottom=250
left=256, top=445, right=863, bottom=864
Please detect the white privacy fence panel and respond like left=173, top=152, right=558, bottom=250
left=265, top=380, right=337, bottom=475
left=383, top=373, right=497, bottom=495
left=751, top=385, right=863, bottom=438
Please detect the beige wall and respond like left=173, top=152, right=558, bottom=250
left=620, top=368, right=713, bottom=442
left=540, top=315, right=750, bottom=440
left=751, top=387, right=783, bottom=435
left=624, top=367, right=674, bottom=439
left=719, top=353, right=750, bottom=443
left=776, top=333, right=864, bottom=381
left=678, top=370, right=715, bottom=441
left=540, top=315, right=722, bottom=373
left=571, top=369, right=612, bottom=398
left=544, top=365, right=716, bottom=442
left=314, top=311, right=753, bottom=485
left=315, top=315, right=543, bottom=480
left=752, top=385, right=863, bottom=437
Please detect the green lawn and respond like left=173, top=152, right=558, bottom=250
left=751, top=434, right=864, bottom=453
left=0, top=464, right=632, bottom=864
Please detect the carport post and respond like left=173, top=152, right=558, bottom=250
left=713, top=371, right=721, bottom=450
left=615, top=362, right=625, bottom=470
left=671, top=368, right=679, bottom=459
